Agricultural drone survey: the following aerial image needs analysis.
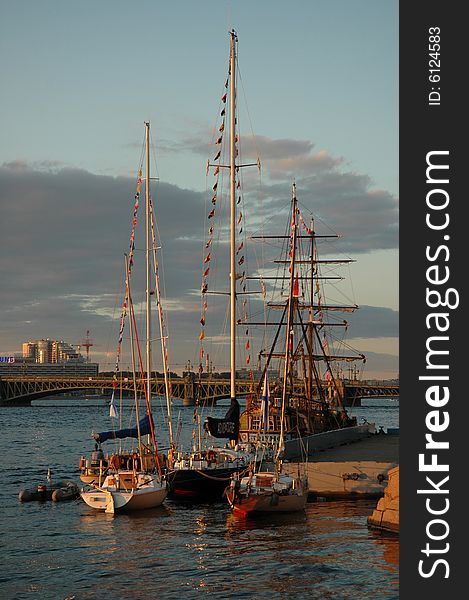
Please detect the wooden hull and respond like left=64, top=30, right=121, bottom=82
left=80, top=472, right=167, bottom=513
left=225, top=470, right=308, bottom=515
left=226, top=487, right=307, bottom=515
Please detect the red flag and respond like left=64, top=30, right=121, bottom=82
left=212, top=194, right=217, bottom=204
left=293, top=273, right=299, bottom=298
left=214, top=166, right=219, bottom=176
left=204, top=252, right=211, bottom=263
left=221, top=93, right=227, bottom=103
left=203, top=267, right=210, bottom=277
left=208, top=209, right=215, bottom=219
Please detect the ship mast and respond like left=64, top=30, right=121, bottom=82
left=229, top=29, right=237, bottom=403
left=145, top=121, right=152, bottom=406
left=278, top=184, right=298, bottom=457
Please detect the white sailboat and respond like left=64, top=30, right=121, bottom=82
left=80, top=122, right=168, bottom=513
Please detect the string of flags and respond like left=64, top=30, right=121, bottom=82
left=198, top=64, right=252, bottom=376
left=114, top=169, right=142, bottom=376
left=109, top=169, right=143, bottom=415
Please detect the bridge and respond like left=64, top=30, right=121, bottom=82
left=0, top=374, right=398, bottom=407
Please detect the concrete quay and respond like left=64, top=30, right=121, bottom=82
left=283, top=431, right=399, bottom=499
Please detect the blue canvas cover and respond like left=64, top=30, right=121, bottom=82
left=93, top=414, right=153, bottom=444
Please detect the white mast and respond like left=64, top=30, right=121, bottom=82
left=149, top=209, right=174, bottom=447
left=229, top=29, right=237, bottom=402
left=145, top=121, right=152, bottom=405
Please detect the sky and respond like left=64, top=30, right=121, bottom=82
left=0, top=0, right=398, bottom=379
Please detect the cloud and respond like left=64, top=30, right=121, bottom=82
left=171, top=130, right=398, bottom=252
left=0, top=152, right=398, bottom=373
left=346, top=305, right=398, bottom=339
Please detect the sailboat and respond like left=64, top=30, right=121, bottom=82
left=237, top=183, right=369, bottom=460
left=225, top=341, right=308, bottom=515
left=225, top=185, right=310, bottom=515
left=165, top=30, right=258, bottom=502
left=80, top=122, right=168, bottom=513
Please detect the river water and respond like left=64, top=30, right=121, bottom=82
left=1, top=398, right=399, bottom=599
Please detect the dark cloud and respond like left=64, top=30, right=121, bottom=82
left=346, top=305, right=398, bottom=339
left=175, top=131, right=398, bottom=252
left=0, top=160, right=398, bottom=373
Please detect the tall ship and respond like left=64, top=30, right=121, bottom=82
left=238, top=184, right=368, bottom=459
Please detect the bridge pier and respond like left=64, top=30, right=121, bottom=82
left=332, top=380, right=362, bottom=407
left=183, top=373, right=196, bottom=406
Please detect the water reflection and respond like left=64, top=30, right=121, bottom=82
left=225, top=507, right=307, bottom=533
left=2, top=404, right=400, bottom=599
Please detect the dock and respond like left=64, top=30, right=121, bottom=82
left=283, top=431, right=398, bottom=499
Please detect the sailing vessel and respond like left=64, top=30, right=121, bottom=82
left=80, top=122, right=168, bottom=513
left=225, top=188, right=311, bottom=515
left=226, top=371, right=309, bottom=515
left=237, top=183, right=368, bottom=460
left=165, top=30, right=258, bottom=501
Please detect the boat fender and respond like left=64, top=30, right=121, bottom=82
left=79, top=456, right=85, bottom=470
left=18, top=489, right=32, bottom=502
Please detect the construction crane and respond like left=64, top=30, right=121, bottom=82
left=81, top=330, right=94, bottom=363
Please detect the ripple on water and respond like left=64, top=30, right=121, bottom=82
left=1, top=402, right=399, bottom=599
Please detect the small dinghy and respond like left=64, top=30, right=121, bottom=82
left=19, top=468, right=80, bottom=503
